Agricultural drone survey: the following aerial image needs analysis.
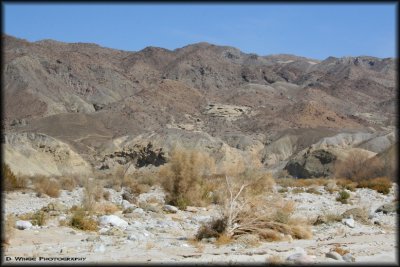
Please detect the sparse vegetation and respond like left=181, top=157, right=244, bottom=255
left=69, top=208, right=98, bottom=231
left=159, top=147, right=216, bottom=209
left=2, top=214, right=16, bottom=246
left=336, top=190, right=350, bottom=204
left=356, top=177, right=392, bottom=195
left=60, top=176, right=77, bottom=191
left=195, top=167, right=311, bottom=243
left=3, top=164, right=27, bottom=191
left=334, top=150, right=386, bottom=181
left=33, top=176, right=61, bottom=198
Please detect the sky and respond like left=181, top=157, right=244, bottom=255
left=3, top=3, right=397, bottom=60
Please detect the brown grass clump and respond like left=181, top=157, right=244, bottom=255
left=103, top=191, right=111, bottom=201
left=277, top=178, right=330, bottom=188
left=93, top=202, right=120, bottom=215
left=33, top=176, right=61, bottom=198
left=188, top=238, right=205, bottom=253
left=332, top=245, right=350, bottom=256
left=159, top=146, right=216, bottom=210
left=215, top=233, right=233, bottom=247
left=356, top=177, right=392, bottom=195
left=335, top=178, right=357, bottom=191
left=196, top=218, right=227, bottom=240
left=60, top=176, right=77, bottom=191
left=273, top=201, right=295, bottom=224
left=2, top=214, right=16, bottom=246
left=82, top=178, right=105, bottom=212
left=3, top=164, right=27, bottom=191
left=69, top=208, right=98, bottom=231
left=267, top=254, right=284, bottom=264
left=31, top=210, right=48, bottom=226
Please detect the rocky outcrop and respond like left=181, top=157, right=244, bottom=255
left=4, top=132, right=92, bottom=176
left=284, top=149, right=337, bottom=178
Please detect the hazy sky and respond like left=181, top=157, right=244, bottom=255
left=4, top=3, right=397, bottom=60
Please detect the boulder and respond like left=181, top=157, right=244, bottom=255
left=342, top=217, right=355, bottom=228
left=375, top=202, right=398, bottom=214
left=99, top=215, right=128, bottom=230
left=326, top=251, right=343, bottom=261
left=15, top=220, right=32, bottom=230
left=163, top=205, right=179, bottom=213
left=343, top=253, right=356, bottom=262
left=285, top=149, right=337, bottom=178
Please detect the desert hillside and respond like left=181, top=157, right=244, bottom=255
left=2, top=34, right=397, bottom=178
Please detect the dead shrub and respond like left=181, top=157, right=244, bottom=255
left=356, top=177, right=392, bottom=195
left=306, top=186, right=322, bottom=195
left=3, top=164, right=27, bottom=191
left=70, top=208, right=98, bottom=231
left=60, top=176, right=77, bottom=191
left=215, top=233, right=233, bottom=247
left=31, top=210, right=48, bottom=226
left=82, top=178, right=104, bottom=212
left=3, top=214, right=16, bottom=246
left=93, top=202, right=120, bottom=215
left=277, top=178, right=330, bottom=188
left=159, top=146, right=216, bottom=209
left=332, top=245, right=350, bottom=256
left=33, top=176, right=61, bottom=198
left=336, top=178, right=357, bottom=191
left=103, top=191, right=111, bottom=201
left=334, top=150, right=386, bottom=181
left=196, top=218, right=227, bottom=240
left=273, top=201, right=295, bottom=224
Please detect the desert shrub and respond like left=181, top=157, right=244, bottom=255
left=159, top=147, right=216, bottom=209
left=334, top=150, right=386, bottom=181
left=313, top=212, right=342, bottom=225
left=273, top=201, right=295, bottom=224
left=33, top=176, right=60, bottom=198
left=31, top=210, right=48, bottom=226
left=3, top=164, right=27, bottom=191
left=277, top=178, right=330, bottom=188
left=70, top=208, right=98, bottom=231
left=332, top=245, right=350, bottom=256
left=356, top=177, right=392, bottom=195
left=336, top=178, right=357, bottom=191
left=291, top=187, right=305, bottom=194
left=2, top=214, right=16, bottom=246
left=103, top=191, right=111, bottom=201
left=60, top=176, right=77, bottom=191
left=336, top=190, right=350, bottom=204
left=82, top=178, right=104, bottom=212
left=196, top=218, right=227, bottom=240
left=93, top=202, right=119, bottom=215
left=306, top=186, right=322, bottom=195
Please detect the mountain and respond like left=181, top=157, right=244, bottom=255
left=2, top=34, right=397, bottom=177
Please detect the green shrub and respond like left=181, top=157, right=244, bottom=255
left=336, top=190, right=350, bottom=204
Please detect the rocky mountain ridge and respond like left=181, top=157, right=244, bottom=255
left=2, top=34, right=397, bottom=177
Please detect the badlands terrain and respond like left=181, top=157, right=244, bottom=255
left=1, top=34, right=398, bottom=264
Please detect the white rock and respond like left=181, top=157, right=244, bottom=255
left=326, top=251, right=343, bottom=260
left=342, top=218, right=355, bottom=228
left=343, top=253, right=356, bottom=262
left=163, top=205, right=179, bottom=213
left=133, top=208, right=144, bottom=214
left=121, top=200, right=134, bottom=210
left=15, top=220, right=32, bottom=230
left=286, top=253, right=314, bottom=263
left=99, top=215, right=128, bottom=230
